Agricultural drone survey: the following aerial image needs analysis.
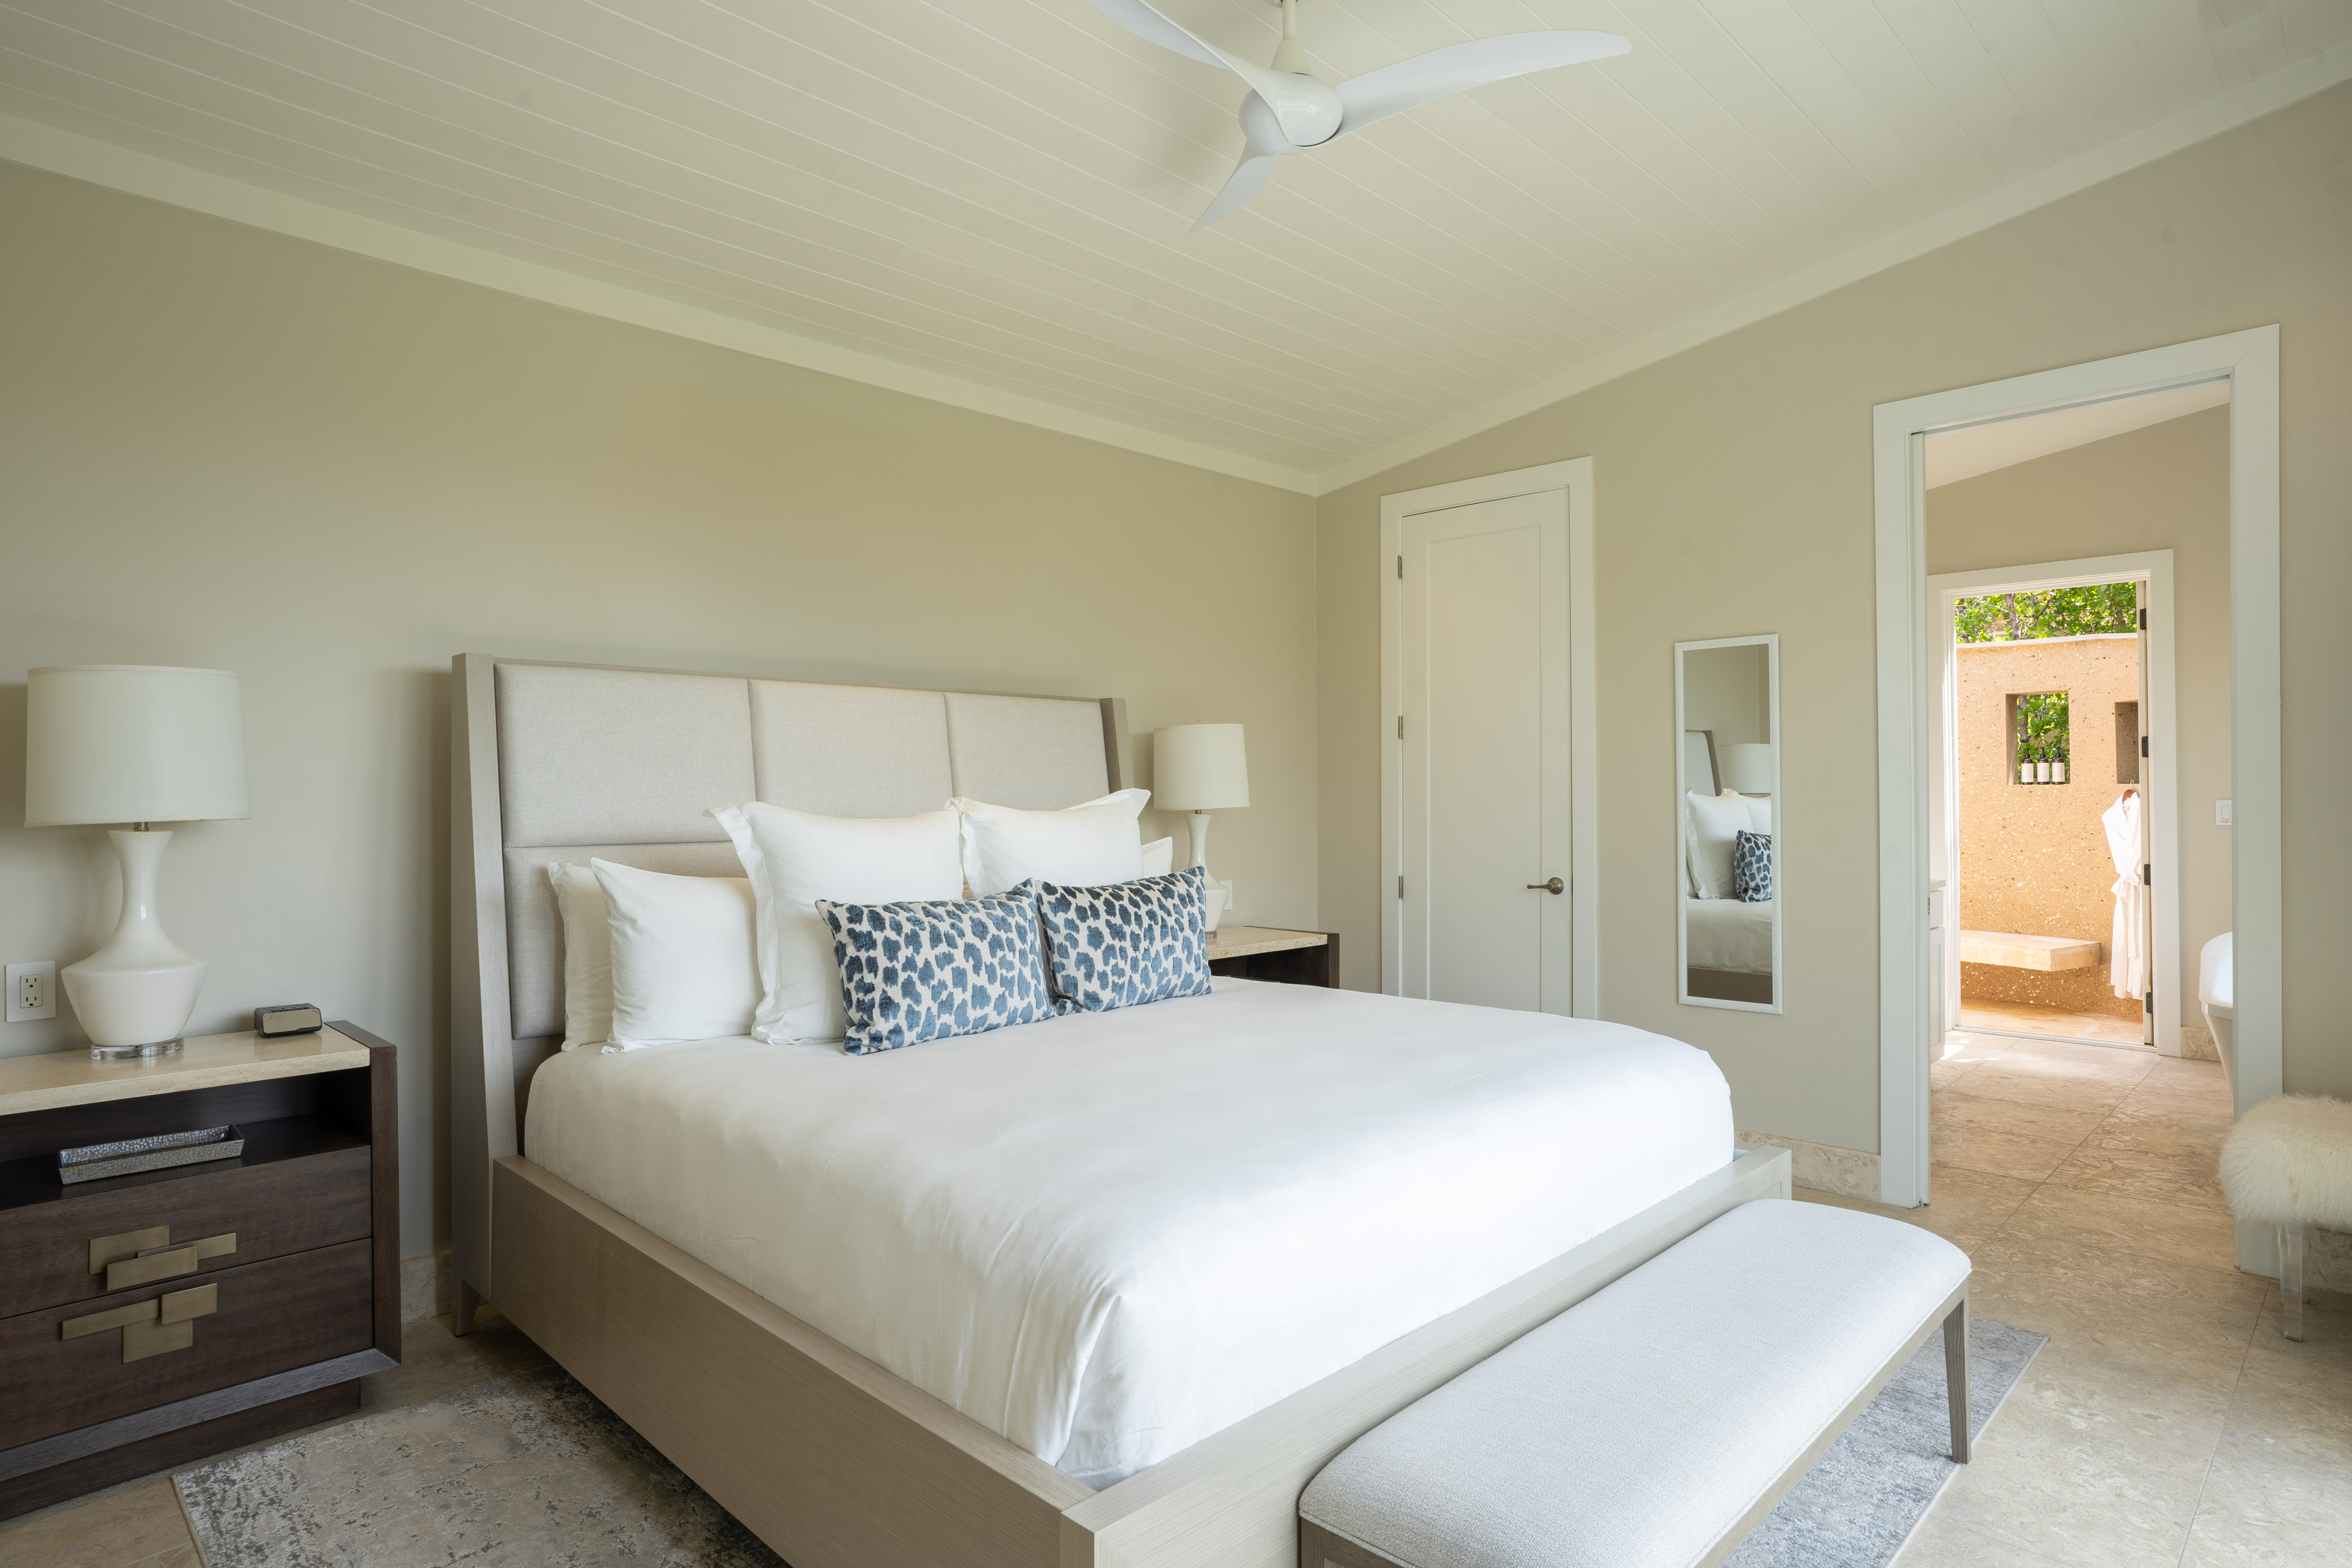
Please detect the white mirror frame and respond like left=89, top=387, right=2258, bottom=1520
left=1676, top=634, right=1782, bottom=1013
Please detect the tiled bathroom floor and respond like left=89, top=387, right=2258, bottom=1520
left=1959, top=997, right=2148, bottom=1048
left=1808, top=1030, right=2347, bottom=1566
left=2, top=1033, right=2335, bottom=1568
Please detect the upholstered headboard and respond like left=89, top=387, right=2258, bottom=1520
left=449, top=653, right=1129, bottom=1316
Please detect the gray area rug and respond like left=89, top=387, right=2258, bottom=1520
left=175, top=1364, right=783, bottom=1567
left=177, top=1321, right=2043, bottom=1567
left=1730, top=1316, right=2047, bottom=1568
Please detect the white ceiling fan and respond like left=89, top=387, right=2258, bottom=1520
left=1088, top=0, right=1630, bottom=230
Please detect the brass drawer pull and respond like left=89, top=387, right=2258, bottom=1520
left=100, top=1233, right=237, bottom=1292
left=88, top=1226, right=172, bottom=1275
left=62, top=1283, right=218, bottom=1364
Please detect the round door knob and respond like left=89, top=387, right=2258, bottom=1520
left=1526, top=877, right=1564, bottom=895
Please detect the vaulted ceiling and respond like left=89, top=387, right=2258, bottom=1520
left=3, top=0, right=2345, bottom=491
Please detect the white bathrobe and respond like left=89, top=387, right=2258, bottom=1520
left=2102, top=792, right=2147, bottom=1001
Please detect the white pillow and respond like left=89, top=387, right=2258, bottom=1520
left=547, top=864, right=614, bottom=1050
left=1746, top=795, right=1773, bottom=835
left=710, top=802, right=965, bottom=1044
left=1685, top=790, right=1752, bottom=900
left=951, top=789, right=1151, bottom=896
left=592, top=859, right=760, bottom=1048
left=1140, top=837, right=1173, bottom=877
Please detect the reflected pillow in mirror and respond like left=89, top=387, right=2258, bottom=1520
left=1685, top=789, right=1751, bottom=899
left=1732, top=830, right=1774, bottom=903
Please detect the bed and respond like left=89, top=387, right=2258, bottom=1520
left=451, top=653, right=1788, bottom=1568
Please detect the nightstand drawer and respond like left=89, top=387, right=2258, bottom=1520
left=0, top=1136, right=371, bottom=1319
left=0, top=1238, right=374, bottom=1451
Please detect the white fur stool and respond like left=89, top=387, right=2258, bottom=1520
left=2220, top=1095, right=2352, bottom=1341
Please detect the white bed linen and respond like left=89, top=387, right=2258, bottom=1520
left=524, top=978, right=1732, bottom=1488
left=1686, top=895, right=1775, bottom=975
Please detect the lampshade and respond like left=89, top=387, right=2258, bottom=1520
left=1153, top=723, right=1249, bottom=811
left=25, top=665, right=250, bottom=827
left=1720, top=742, right=1775, bottom=796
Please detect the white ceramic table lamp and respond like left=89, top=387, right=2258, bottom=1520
left=1721, top=743, right=1775, bottom=797
left=1152, top=723, right=1248, bottom=932
left=25, top=665, right=249, bottom=1058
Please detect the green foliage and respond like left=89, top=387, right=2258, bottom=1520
left=1954, top=582, right=2136, bottom=644
left=2016, top=692, right=2069, bottom=766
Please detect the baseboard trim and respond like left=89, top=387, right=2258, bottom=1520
left=401, top=1252, right=453, bottom=1324
left=1735, top=1131, right=1881, bottom=1201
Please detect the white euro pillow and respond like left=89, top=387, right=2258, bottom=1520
left=710, top=802, right=965, bottom=1044
left=953, top=789, right=1151, bottom=896
left=1140, top=837, right=1173, bottom=877
left=592, top=859, right=760, bottom=1048
left=547, top=863, right=614, bottom=1050
left=1685, top=790, right=1752, bottom=901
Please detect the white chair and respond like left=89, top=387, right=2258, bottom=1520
left=2220, top=1095, right=2352, bottom=1341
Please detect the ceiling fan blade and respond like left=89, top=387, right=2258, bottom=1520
left=1334, top=32, right=1630, bottom=138
left=1192, top=150, right=1279, bottom=231
left=1086, top=0, right=1343, bottom=147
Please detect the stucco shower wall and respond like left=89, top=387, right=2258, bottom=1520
left=1957, top=636, right=2142, bottom=1020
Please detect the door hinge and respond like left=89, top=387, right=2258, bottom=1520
left=2143, top=863, right=2152, bottom=888
left=2138, top=607, right=2148, bottom=630
left=1397, top=875, right=1405, bottom=900
left=2141, top=734, right=2149, bottom=758
left=1396, top=715, right=1404, bottom=740
left=1396, top=555, right=1403, bottom=579
left=2145, top=990, right=2156, bottom=1023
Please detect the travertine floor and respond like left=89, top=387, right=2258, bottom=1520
left=0, top=1305, right=551, bottom=1568
left=1811, top=1031, right=2347, bottom=1567
left=1960, top=997, right=2148, bottom=1048
left=4, top=1038, right=2338, bottom=1568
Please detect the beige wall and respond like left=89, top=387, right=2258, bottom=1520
left=1931, top=405, right=2233, bottom=1033
left=1954, top=637, right=2143, bottom=1021
left=1319, top=83, right=2352, bottom=1153
left=0, top=162, right=1319, bottom=1260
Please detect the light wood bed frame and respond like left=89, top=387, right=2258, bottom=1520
left=451, top=651, right=1793, bottom=1568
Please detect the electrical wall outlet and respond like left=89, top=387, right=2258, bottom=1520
left=2216, top=799, right=2233, bottom=826
left=7, top=961, right=57, bottom=1023
left=1219, top=880, right=1235, bottom=912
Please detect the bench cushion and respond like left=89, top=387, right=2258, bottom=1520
left=1300, top=1200, right=1968, bottom=1568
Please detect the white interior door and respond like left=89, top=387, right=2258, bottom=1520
left=1399, top=490, right=1572, bottom=1011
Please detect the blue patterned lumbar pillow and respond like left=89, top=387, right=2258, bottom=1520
left=815, top=888, right=1055, bottom=1054
left=1732, top=830, right=1774, bottom=903
left=1032, top=866, right=1213, bottom=1013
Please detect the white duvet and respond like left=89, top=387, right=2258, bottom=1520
left=525, top=978, right=1732, bottom=1487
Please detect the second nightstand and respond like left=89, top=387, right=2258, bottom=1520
left=1205, top=927, right=1340, bottom=988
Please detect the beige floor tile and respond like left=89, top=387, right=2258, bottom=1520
left=2181, top=1356, right=2352, bottom=1566
left=2243, top=1287, right=2352, bottom=1383
left=2139, top=1056, right=2232, bottom=1095
left=1934, top=1091, right=2110, bottom=1147
left=1994, top=1183, right=2241, bottom=1275
left=1930, top=1060, right=1980, bottom=1091
left=1965, top=1233, right=2267, bottom=1373
left=1919, top=1165, right=2042, bottom=1246
left=2084, top=1099, right=2231, bottom=1161
left=1939, top=1071, right=2139, bottom=1117
left=117, top=1548, right=200, bottom=1568
left=1933, top=1336, right=2231, bottom=1567
left=0, top=1473, right=194, bottom=1568
left=2046, top=1143, right=2231, bottom=1213
left=1894, top=1507, right=2071, bottom=1566
left=1943, top=1035, right=2153, bottom=1077
left=1934, top=1122, right=2088, bottom=1183
left=361, top=1307, right=549, bottom=1415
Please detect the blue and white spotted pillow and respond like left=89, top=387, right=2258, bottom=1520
left=1732, top=830, right=1774, bottom=903
left=815, top=888, right=1054, bottom=1055
left=1032, top=866, right=1213, bottom=1013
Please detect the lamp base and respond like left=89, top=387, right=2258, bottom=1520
left=63, top=830, right=209, bottom=1050
left=90, top=1038, right=184, bottom=1061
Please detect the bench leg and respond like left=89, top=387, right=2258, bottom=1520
left=1943, top=1295, right=1971, bottom=1464
left=2283, top=1224, right=2307, bottom=1343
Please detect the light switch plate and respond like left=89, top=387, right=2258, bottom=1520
left=2216, top=799, right=2233, bottom=826
left=7, top=961, right=58, bottom=1023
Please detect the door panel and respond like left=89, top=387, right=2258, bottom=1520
left=1400, top=490, right=1570, bottom=1011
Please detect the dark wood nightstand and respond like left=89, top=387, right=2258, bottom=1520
left=0, top=1023, right=399, bottom=1519
left=1205, top=927, right=1340, bottom=988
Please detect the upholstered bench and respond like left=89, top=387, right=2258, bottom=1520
left=1298, top=1200, right=1971, bottom=1568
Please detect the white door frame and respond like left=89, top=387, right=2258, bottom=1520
left=1380, top=458, right=1598, bottom=1016
left=1874, top=327, right=2281, bottom=1233
left=1929, top=552, right=2180, bottom=1057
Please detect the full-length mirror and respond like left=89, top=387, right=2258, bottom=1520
left=1678, top=636, right=1781, bottom=1011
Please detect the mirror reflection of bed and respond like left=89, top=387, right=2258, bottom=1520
left=1678, top=637, right=1780, bottom=1011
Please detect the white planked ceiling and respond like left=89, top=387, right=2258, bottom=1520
left=2, top=0, right=2346, bottom=490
